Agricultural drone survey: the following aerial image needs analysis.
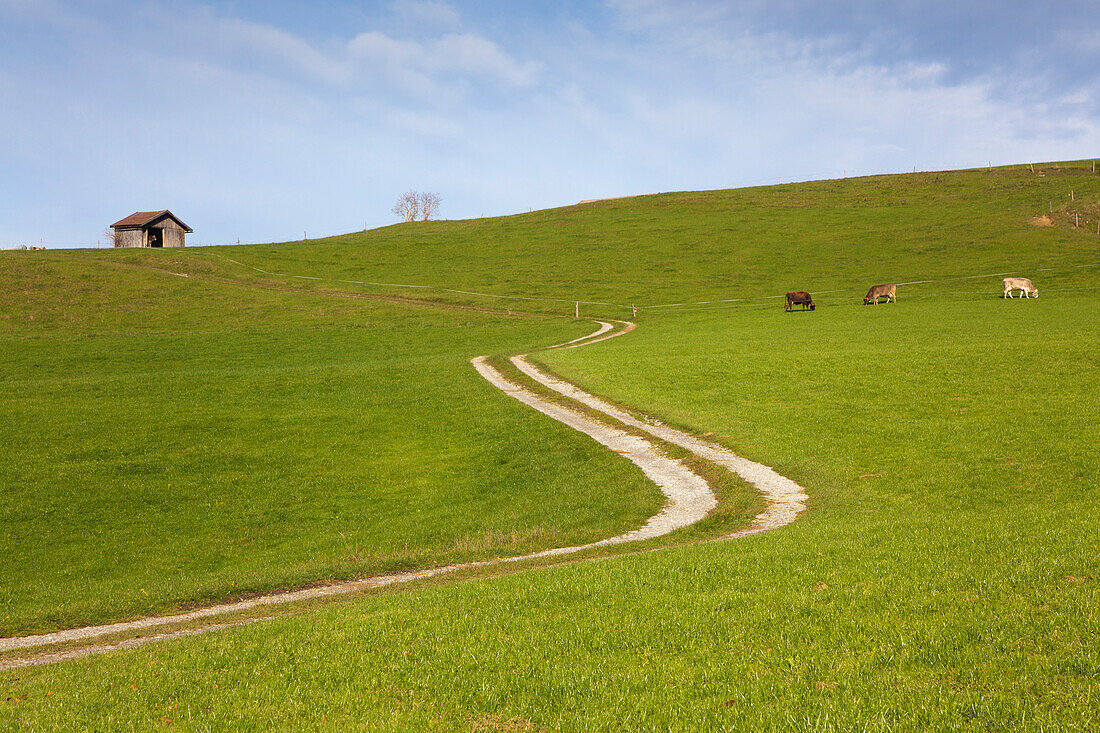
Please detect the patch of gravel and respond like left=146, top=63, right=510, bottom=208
left=548, top=320, right=614, bottom=348
left=0, top=620, right=264, bottom=672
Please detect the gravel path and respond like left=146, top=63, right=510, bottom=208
left=511, top=351, right=807, bottom=535
left=1, top=319, right=806, bottom=669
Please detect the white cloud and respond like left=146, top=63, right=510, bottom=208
left=432, top=33, right=539, bottom=86
left=207, top=14, right=540, bottom=97
left=1060, top=89, right=1091, bottom=105
left=222, top=19, right=350, bottom=85
left=347, top=31, right=539, bottom=88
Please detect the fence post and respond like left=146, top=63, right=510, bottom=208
left=575, top=301, right=579, bottom=319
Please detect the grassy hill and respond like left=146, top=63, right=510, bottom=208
left=76, top=160, right=1098, bottom=317
left=1, top=161, right=1098, bottom=730
left=0, top=258, right=659, bottom=635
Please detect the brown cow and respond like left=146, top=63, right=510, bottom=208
left=785, top=291, right=815, bottom=311
left=863, top=283, right=897, bottom=305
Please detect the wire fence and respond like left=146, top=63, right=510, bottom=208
left=210, top=251, right=1099, bottom=316
left=0, top=228, right=358, bottom=251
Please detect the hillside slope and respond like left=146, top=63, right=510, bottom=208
left=104, top=160, right=1100, bottom=317
left=2, top=161, right=1098, bottom=730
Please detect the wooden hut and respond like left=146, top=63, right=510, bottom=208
left=110, top=210, right=192, bottom=248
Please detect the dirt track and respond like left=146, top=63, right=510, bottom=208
left=1, top=319, right=806, bottom=669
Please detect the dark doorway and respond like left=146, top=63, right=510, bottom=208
left=148, top=229, right=163, bottom=247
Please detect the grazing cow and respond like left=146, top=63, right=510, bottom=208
left=863, top=283, right=897, bottom=305
left=1003, top=277, right=1038, bottom=299
left=785, top=291, right=815, bottom=311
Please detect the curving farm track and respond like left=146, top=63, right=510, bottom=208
left=1, top=319, right=806, bottom=670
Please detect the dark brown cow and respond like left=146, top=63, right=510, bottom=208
left=785, top=291, right=815, bottom=311
left=863, top=283, right=897, bottom=305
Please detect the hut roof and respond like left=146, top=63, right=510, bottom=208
left=111, top=210, right=193, bottom=232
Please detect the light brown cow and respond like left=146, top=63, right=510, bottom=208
left=863, top=283, right=897, bottom=305
left=1003, top=277, right=1038, bottom=299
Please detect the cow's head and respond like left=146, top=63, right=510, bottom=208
left=863, top=296, right=872, bottom=305
left=809, top=303, right=816, bottom=311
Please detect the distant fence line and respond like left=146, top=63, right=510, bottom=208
left=212, top=251, right=1098, bottom=315
left=1, top=240, right=317, bottom=250
left=0, top=229, right=355, bottom=250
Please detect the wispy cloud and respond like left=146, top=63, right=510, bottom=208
left=221, top=19, right=351, bottom=85
left=215, top=15, right=538, bottom=93
left=347, top=31, right=539, bottom=88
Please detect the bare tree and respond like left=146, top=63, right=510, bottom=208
left=418, top=192, right=441, bottom=221
left=103, top=227, right=115, bottom=248
left=392, top=190, right=420, bottom=222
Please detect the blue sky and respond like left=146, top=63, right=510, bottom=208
left=1, top=0, right=1098, bottom=247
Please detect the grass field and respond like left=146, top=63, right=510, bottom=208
left=99, top=160, right=1099, bottom=319
left=0, top=257, right=661, bottom=636
left=2, top=162, right=1098, bottom=729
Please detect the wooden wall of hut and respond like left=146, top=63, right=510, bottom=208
left=160, top=221, right=186, bottom=247
left=114, top=230, right=145, bottom=248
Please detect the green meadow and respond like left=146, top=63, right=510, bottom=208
left=2, top=162, right=1098, bottom=730
left=0, top=258, right=659, bottom=636
left=130, top=160, right=1098, bottom=319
